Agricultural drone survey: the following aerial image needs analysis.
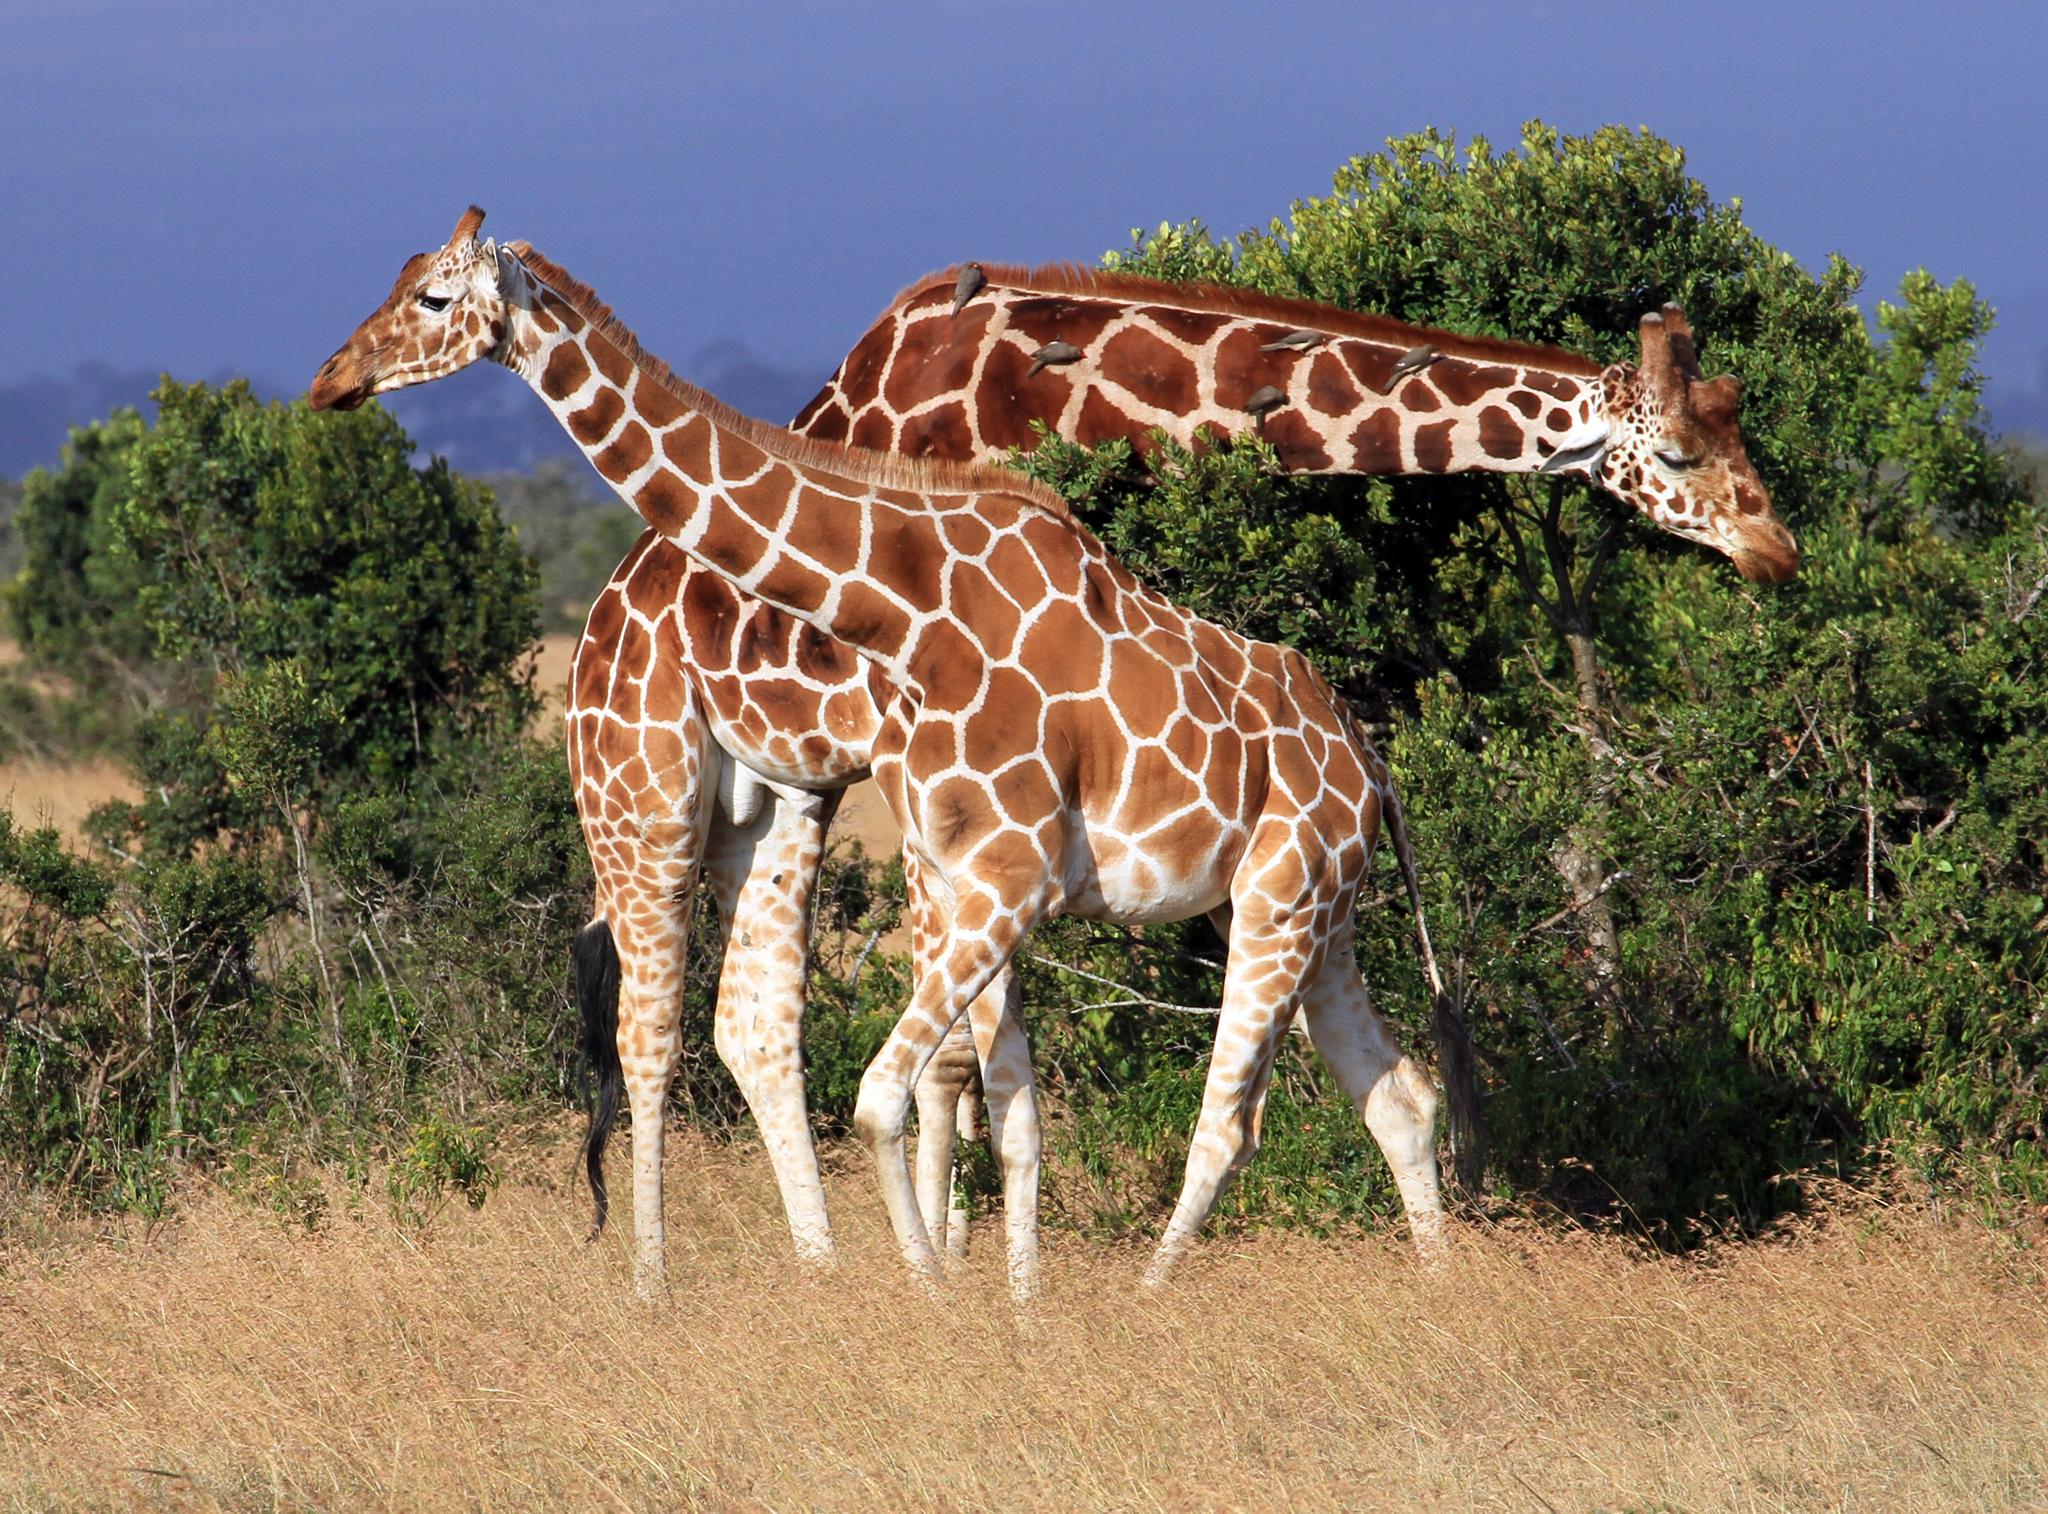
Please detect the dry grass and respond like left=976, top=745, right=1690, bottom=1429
left=3, top=1130, right=2043, bottom=1512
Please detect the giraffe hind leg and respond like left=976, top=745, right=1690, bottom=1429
left=905, top=844, right=974, bottom=1258
left=1299, top=941, right=1446, bottom=1257
left=914, top=1017, right=979, bottom=1262
left=1145, top=897, right=1322, bottom=1286
left=852, top=883, right=1032, bottom=1281
left=964, top=963, right=1041, bottom=1299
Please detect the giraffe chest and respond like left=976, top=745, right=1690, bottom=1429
left=674, top=567, right=888, bottom=788
left=692, top=662, right=883, bottom=789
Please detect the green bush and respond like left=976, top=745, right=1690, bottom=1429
left=1015, top=122, right=2047, bottom=1238
left=0, top=382, right=575, bottom=1205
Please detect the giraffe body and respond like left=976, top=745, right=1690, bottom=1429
left=311, top=213, right=1469, bottom=1289
left=568, top=260, right=1796, bottom=1280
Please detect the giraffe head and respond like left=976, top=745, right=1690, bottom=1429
left=309, top=206, right=509, bottom=411
left=1558, top=305, right=1796, bottom=583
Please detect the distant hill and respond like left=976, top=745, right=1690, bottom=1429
left=0, top=341, right=831, bottom=480
left=7, top=339, right=2044, bottom=481
left=1999, top=348, right=2048, bottom=443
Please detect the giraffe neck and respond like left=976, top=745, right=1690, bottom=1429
left=801, top=270, right=1614, bottom=483
left=1194, top=325, right=1609, bottom=480
left=494, top=253, right=1050, bottom=691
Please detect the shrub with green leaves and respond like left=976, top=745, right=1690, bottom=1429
left=1023, top=122, right=2046, bottom=1237
left=0, top=382, right=579, bottom=1206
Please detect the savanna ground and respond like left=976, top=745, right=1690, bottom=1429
left=3, top=1124, right=2042, bottom=1512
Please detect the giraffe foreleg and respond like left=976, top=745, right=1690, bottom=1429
left=851, top=882, right=1029, bottom=1281
left=571, top=693, right=713, bottom=1300
left=598, top=873, right=701, bottom=1300
left=703, top=781, right=840, bottom=1265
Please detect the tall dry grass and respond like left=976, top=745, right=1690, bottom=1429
left=3, top=1127, right=2043, bottom=1511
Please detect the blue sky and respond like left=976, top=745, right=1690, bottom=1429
left=4, top=0, right=2045, bottom=444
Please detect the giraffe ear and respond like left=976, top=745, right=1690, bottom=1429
left=1690, top=373, right=1741, bottom=427
left=1538, top=414, right=1612, bottom=474
left=472, top=238, right=502, bottom=292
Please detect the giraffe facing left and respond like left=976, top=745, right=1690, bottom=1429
left=309, top=207, right=1452, bottom=1293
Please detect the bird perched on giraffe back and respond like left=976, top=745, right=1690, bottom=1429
left=1025, top=341, right=1082, bottom=379
left=1259, top=329, right=1327, bottom=353
left=951, top=264, right=986, bottom=316
left=1386, top=343, right=1441, bottom=388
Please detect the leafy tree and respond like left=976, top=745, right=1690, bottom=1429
left=1043, top=122, right=2047, bottom=1235
left=108, top=379, right=542, bottom=791
left=4, top=408, right=156, bottom=670
left=0, top=383, right=574, bottom=1204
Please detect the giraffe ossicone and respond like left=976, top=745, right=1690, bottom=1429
left=311, top=208, right=1458, bottom=1291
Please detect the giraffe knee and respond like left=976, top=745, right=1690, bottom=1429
left=711, top=1007, right=749, bottom=1079
left=851, top=1067, right=909, bottom=1152
left=1365, top=1055, right=1440, bottom=1163
left=996, top=1100, right=1040, bottom=1170
left=1190, top=1116, right=1256, bottom=1179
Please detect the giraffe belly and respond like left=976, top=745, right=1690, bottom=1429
left=1062, top=821, right=1246, bottom=925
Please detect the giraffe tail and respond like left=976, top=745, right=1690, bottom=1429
left=1382, top=771, right=1488, bottom=1195
left=1380, top=778, right=1445, bottom=1002
left=573, top=918, right=623, bottom=1240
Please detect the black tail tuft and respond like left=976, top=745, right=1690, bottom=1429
left=574, top=918, right=623, bottom=1239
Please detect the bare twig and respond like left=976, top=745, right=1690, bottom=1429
left=1519, top=870, right=1634, bottom=940
left=846, top=926, right=884, bottom=987
left=2005, top=538, right=2048, bottom=624
left=1022, top=951, right=1310, bottom=1037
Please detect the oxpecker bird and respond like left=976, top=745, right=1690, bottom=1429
left=1258, top=329, right=1328, bottom=353
left=951, top=263, right=986, bottom=316
left=1242, top=384, right=1288, bottom=418
left=1024, top=341, right=1082, bottom=379
left=1388, top=343, right=1442, bottom=386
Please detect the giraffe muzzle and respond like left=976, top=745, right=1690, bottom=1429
left=308, top=349, right=373, bottom=412
left=1729, top=518, right=1800, bottom=584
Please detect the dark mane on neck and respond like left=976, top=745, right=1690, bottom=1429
left=504, top=242, right=1078, bottom=521
left=889, top=261, right=1603, bottom=378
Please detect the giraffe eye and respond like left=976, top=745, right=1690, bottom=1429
left=417, top=292, right=453, bottom=314
left=1655, top=448, right=1698, bottom=471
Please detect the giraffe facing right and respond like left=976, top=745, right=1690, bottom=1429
left=563, top=260, right=1795, bottom=1285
